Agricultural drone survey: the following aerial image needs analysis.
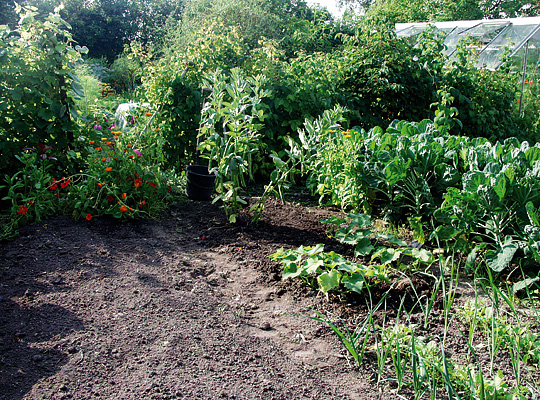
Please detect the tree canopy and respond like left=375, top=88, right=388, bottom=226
left=338, top=0, right=539, bottom=21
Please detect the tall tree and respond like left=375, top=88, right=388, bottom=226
left=338, top=0, right=539, bottom=20
left=1, top=0, right=185, bottom=60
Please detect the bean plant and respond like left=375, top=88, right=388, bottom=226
left=198, top=68, right=269, bottom=223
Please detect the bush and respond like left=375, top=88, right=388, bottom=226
left=0, top=5, right=87, bottom=176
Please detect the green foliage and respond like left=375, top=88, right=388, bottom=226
left=365, top=0, right=483, bottom=23
left=68, top=117, right=173, bottom=220
left=270, top=244, right=389, bottom=295
left=198, top=68, right=269, bottom=223
left=0, top=4, right=87, bottom=175
left=0, top=150, right=62, bottom=240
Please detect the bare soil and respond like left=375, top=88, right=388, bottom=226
left=0, top=197, right=537, bottom=399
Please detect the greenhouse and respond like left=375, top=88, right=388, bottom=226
left=396, top=16, right=540, bottom=71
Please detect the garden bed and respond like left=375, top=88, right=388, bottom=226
left=0, top=197, right=538, bottom=399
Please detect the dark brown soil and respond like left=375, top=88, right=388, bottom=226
left=1, top=197, right=538, bottom=399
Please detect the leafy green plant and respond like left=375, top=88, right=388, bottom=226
left=198, top=68, right=269, bottom=223
left=269, top=244, right=389, bottom=296
left=1, top=150, right=63, bottom=239
left=0, top=4, right=87, bottom=175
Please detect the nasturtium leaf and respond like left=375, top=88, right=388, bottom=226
left=317, top=270, right=341, bottom=293
left=342, top=273, right=366, bottom=294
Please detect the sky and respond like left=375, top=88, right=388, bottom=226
left=307, top=0, right=345, bottom=17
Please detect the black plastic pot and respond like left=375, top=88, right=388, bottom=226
left=185, top=165, right=216, bottom=201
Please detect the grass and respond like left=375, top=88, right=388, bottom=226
left=300, top=251, right=540, bottom=399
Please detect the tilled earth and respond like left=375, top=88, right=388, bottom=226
left=0, top=198, right=384, bottom=400
left=2, top=197, right=537, bottom=400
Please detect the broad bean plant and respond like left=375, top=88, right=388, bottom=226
left=198, top=68, right=270, bottom=223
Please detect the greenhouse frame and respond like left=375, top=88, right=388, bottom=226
left=396, top=16, right=540, bottom=71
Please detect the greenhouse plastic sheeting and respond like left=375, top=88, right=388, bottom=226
left=396, top=17, right=540, bottom=70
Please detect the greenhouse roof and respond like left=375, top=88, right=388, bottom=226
left=396, top=17, right=540, bottom=70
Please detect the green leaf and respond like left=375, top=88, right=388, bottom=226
left=347, top=213, right=372, bottom=228
left=373, top=247, right=402, bottom=265
left=513, top=276, right=540, bottom=294
left=431, top=225, right=461, bottom=242
left=485, top=238, right=518, bottom=272
left=387, top=237, right=407, bottom=247
left=355, top=238, right=374, bottom=257
left=305, top=258, right=324, bottom=274
left=283, top=263, right=303, bottom=279
left=411, top=248, right=433, bottom=263
left=342, top=273, right=366, bottom=294
left=317, top=269, right=341, bottom=293
left=492, top=174, right=506, bottom=201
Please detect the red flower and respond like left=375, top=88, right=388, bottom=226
left=86, top=214, right=92, bottom=221
left=119, top=205, right=128, bottom=212
left=108, top=195, right=114, bottom=202
left=60, top=177, right=71, bottom=188
left=122, top=193, right=127, bottom=199
left=139, top=200, right=146, bottom=208
left=148, top=182, right=157, bottom=188
left=17, top=206, right=28, bottom=215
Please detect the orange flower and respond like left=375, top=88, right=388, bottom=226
left=127, top=144, right=132, bottom=148
left=145, top=112, right=152, bottom=116
left=101, top=158, right=107, bottom=162
left=155, top=128, right=160, bottom=132
left=119, top=205, right=128, bottom=212
left=101, top=138, right=108, bottom=141
left=86, top=214, right=92, bottom=221
left=345, top=134, right=351, bottom=139
left=105, top=167, right=112, bottom=172
left=97, top=182, right=104, bottom=187
left=89, top=140, right=95, bottom=145
left=113, top=136, right=118, bottom=140
left=129, top=155, right=134, bottom=159
left=95, top=147, right=102, bottom=151
left=122, top=193, right=127, bottom=199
